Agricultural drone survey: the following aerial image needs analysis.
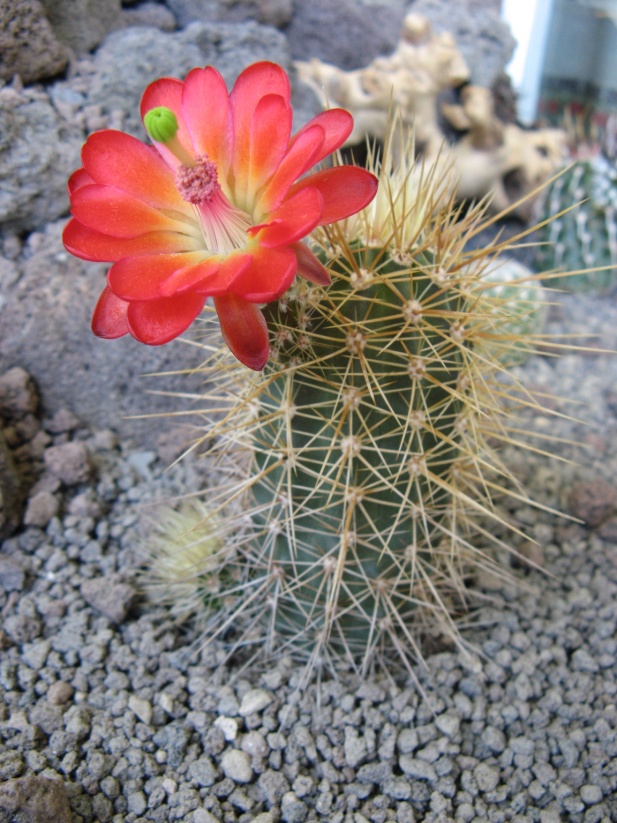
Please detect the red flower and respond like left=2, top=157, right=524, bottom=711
left=64, top=61, right=378, bottom=369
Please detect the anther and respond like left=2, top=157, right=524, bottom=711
left=175, top=155, right=221, bottom=205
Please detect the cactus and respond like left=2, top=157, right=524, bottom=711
left=535, top=155, right=617, bottom=292
left=159, top=145, right=554, bottom=675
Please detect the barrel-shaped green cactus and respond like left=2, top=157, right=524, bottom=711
left=152, top=150, right=553, bottom=673
left=536, top=155, right=617, bottom=292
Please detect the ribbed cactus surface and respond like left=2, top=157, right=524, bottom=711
left=253, top=245, right=468, bottom=657
left=536, top=155, right=617, bottom=292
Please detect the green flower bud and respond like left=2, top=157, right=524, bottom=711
left=144, top=107, right=179, bottom=143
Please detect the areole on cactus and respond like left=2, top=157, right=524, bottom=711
left=66, top=60, right=560, bottom=677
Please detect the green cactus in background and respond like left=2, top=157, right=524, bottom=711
left=149, top=147, right=555, bottom=675
left=535, top=155, right=617, bottom=292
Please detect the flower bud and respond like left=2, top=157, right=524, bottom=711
left=144, top=107, right=179, bottom=143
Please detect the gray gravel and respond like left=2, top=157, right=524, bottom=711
left=1, top=292, right=617, bottom=823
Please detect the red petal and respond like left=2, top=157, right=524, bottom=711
left=71, top=184, right=189, bottom=238
left=140, top=77, right=194, bottom=170
left=214, top=293, right=269, bottom=370
left=290, top=167, right=378, bottom=224
left=191, top=253, right=253, bottom=296
left=126, top=292, right=206, bottom=345
left=292, top=242, right=331, bottom=286
left=182, top=67, right=233, bottom=174
left=245, top=93, right=292, bottom=201
left=229, top=245, right=297, bottom=302
left=250, top=186, right=323, bottom=248
left=91, top=286, right=129, bottom=339
left=292, top=108, right=354, bottom=172
left=158, top=256, right=221, bottom=297
left=63, top=219, right=198, bottom=262
left=230, top=62, right=291, bottom=197
left=255, top=124, right=325, bottom=215
left=108, top=253, right=206, bottom=301
left=81, top=130, right=185, bottom=210
left=68, top=168, right=95, bottom=196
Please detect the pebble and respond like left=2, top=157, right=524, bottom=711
left=220, top=749, right=254, bottom=784
left=399, top=756, right=438, bottom=782
left=0, top=367, right=38, bottom=416
left=80, top=575, right=136, bottom=623
left=44, top=441, right=91, bottom=486
left=474, top=762, right=500, bottom=792
left=239, top=687, right=273, bottom=716
left=0, top=555, right=25, bottom=592
left=580, top=783, right=603, bottom=804
left=0, top=775, right=72, bottom=823
left=128, top=695, right=152, bottom=725
left=568, top=479, right=617, bottom=527
left=24, top=490, right=60, bottom=528
left=214, top=715, right=239, bottom=741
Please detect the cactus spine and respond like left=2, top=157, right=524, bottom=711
left=158, top=148, right=551, bottom=674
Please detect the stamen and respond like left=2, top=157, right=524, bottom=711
left=176, top=156, right=221, bottom=205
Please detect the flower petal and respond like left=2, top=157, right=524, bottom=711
left=250, top=186, right=323, bottom=248
left=292, top=241, right=331, bottom=286
left=81, top=130, right=186, bottom=210
left=71, top=184, right=191, bottom=238
left=181, top=66, right=233, bottom=175
left=108, top=252, right=207, bottom=301
left=159, top=253, right=253, bottom=297
left=140, top=76, right=194, bottom=170
left=230, top=62, right=291, bottom=201
left=63, top=219, right=199, bottom=262
left=190, top=253, right=253, bottom=296
left=255, top=124, right=325, bottom=216
left=244, top=93, right=292, bottom=205
left=68, top=168, right=95, bottom=196
left=158, top=256, right=221, bottom=297
left=91, top=286, right=129, bottom=339
left=214, top=293, right=269, bottom=370
left=293, top=108, right=354, bottom=172
left=229, top=245, right=297, bottom=302
left=126, top=292, right=206, bottom=345
left=290, top=166, right=378, bottom=225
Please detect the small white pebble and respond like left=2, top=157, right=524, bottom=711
left=239, top=687, right=273, bottom=716
left=214, top=716, right=238, bottom=741
left=221, top=749, right=254, bottom=783
left=162, top=778, right=177, bottom=795
left=128, top=695, right=153, bottom=725
left=159, top=692, right=174, bottom=714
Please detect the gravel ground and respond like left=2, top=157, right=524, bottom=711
left=1, top=292, right=617, bottom=823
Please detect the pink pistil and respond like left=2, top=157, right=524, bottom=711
left=175, top=155, right=220, bottom=204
